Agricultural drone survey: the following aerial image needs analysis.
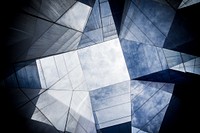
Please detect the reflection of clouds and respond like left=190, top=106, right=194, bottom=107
left=131, top=82, right=174, bottom=133
left=78, top=38, right=130, bottom=90
left=57, top=2, right=91, bottom=32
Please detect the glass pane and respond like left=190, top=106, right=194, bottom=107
left=78, top=38, right=130, bottom=90
left=57, top=2, right=91, bottom=31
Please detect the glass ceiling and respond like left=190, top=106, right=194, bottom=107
left=1, top=0, right=200, bottom=133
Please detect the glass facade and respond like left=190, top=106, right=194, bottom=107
left=1, top=0, right=200, bottom=133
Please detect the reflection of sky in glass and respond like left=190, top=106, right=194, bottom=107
left=5, top=0, right=200, bottom=132
left=57, top=2, right=91, bottom=32
left=131, top=81, right=174, bottom=133
left=78, top=38, right=130, bottom=90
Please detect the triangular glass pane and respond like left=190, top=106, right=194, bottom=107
left=57, top=2, right=92, bottom=32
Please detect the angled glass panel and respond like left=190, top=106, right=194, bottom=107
left=57, top=2, right=92, bottom=31
left=127, top=2, right=166, bottom=47
left=32, top=90, right=72, bottom=131
left=131, top=83, right=173, bottom=133
left=38, top=56, right=59, bottom=88
left=78, top=38, right=130, bottom=90
left=120, top=39, right=163, bottom=79
left=132, top=0, right=175, bottom=36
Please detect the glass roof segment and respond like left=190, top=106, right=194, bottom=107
left=90, top=81, right=131, bottom=129
left=57, top=2, right=92, bottom=32
left=36, top=50, right=88, bottom=90
left=78, top=0, right=118, bottom=48
left=131, top=81, right=174, bottom=133
left=78, top=38, right=130, bottom=90
left=179, top=0, right=200, bottom=9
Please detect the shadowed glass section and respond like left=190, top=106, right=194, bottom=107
left=90, top=81, right=131, bottom=129
left=131, top=80, right=174, bottom=133
left=78, top=38, right=130, bottom=90
left=57, top=2, right=92, bottom=32
left=120, top=0, right=175, bottom=47
left=23, top=0, right=76, bottom=22
left=14, top=61, right=41, bottom=89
